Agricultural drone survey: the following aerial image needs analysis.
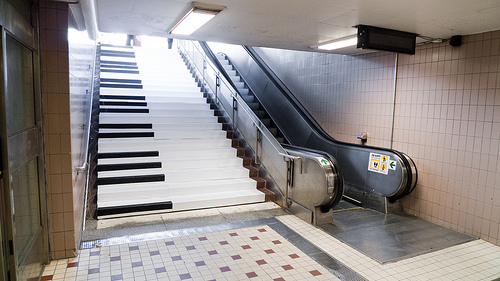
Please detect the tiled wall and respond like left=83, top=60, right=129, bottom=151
left=41, top=1, right=95, bottom=259
left=256, top=30, right=500, bottom=246
left=255, top=48, right=397, bottom=147
left=395, top=31, right=500, bottom=245
left=41, top=1, right=74, bottom=259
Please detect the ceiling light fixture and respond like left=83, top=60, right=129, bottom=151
left=317, top=34, right=358, bottom=51
left=170, top=4, right=224, bottom=36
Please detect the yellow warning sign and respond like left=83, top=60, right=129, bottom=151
left=370, top=159, right=380, bottom=170
left=368, top=153, right=389, bottom=175
left=380, top=164, right=387, bottom=172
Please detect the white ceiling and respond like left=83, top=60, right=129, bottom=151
left=95, top=0, right=500, bottom=52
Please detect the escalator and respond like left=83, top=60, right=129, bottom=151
left=201, top=42, right=417, bottom=212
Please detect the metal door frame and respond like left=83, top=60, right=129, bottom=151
left=0, top=0, right=49, bottom=280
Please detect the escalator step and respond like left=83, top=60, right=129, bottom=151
left=97, top=201, right=172, bottom=217
left=268, top=127, right=278, bottom=136
left=247, top=102, right=260, bottom=110
left=261, top=118, right=272, bottom=127
left=254, top=110, right=266, bottom=118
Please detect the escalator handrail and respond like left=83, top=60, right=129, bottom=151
left=282, top=144, right=344, bottom=211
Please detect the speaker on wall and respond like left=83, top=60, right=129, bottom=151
left=357, top=25, right=417, bottom=55
left=449, top=35, right=462, bottom=47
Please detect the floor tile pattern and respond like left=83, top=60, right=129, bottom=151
left=40, top=214, right=500, bottom=281
left=42, top=224, right=338, bottom=281
left=279, top=215, right=500, bottom=281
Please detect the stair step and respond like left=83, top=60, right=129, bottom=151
left=100, top=89, right=204, bottom=98
left=98, top=151, right=159, bottom=159
left=98, top=132, right=154, bottom=139
left=99, top=108, right=215, bottom=117
left=98, top=123, right=222, bottom=131
left=100, top=102, right=211, bottom=110
left=99, top=115, right=219, bottom=124
left=97, top=189, right=265, bottom=218
left=98, top=167, right=163, bottom=178
left=98, top=157, right=242, bottom=175
left=98, top=138, right=232, bottom=151
left=99, top=123, right=152, bottom=130
left=165, top=167, right=250, bottom=183
left=97, top=200, right=173, bottom=219
left=98, top=162, right=162, bottom=172
left=97, top=147, right=239, bottom=164
left=98, top=177, right=256, bottom=196
left=154, top=130, right=228, bottom=140
left=171, top=190, right=265, bottom=212
left=97, top=174, right=165, bottom=186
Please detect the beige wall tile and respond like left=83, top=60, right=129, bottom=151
left=257, top=30, right=500, bottom=246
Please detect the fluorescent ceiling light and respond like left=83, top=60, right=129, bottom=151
left=317, top=35, right=358, bottom=51
left=170, top=7, right=221, bottom=35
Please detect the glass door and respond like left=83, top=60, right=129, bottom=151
left=0, top=1, right=47, bottom=280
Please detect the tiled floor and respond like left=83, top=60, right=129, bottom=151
left=42, top=206, right=500, bottom=281
left=42, top=223, right=336, bottom=281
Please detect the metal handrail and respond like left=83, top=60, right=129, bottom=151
left=178, top=41, right=289, bottom=159
left=74, top=67, right=95, bottom=174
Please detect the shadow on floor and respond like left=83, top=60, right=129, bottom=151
left=318, top=201, right=476, bottom=264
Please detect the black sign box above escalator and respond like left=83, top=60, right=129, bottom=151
left=357, top=25, right=417, bottom=55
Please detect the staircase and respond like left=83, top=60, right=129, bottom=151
left=96, top=44, right=266, bottom=219
left=215, top=53, right=287, bottom=143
